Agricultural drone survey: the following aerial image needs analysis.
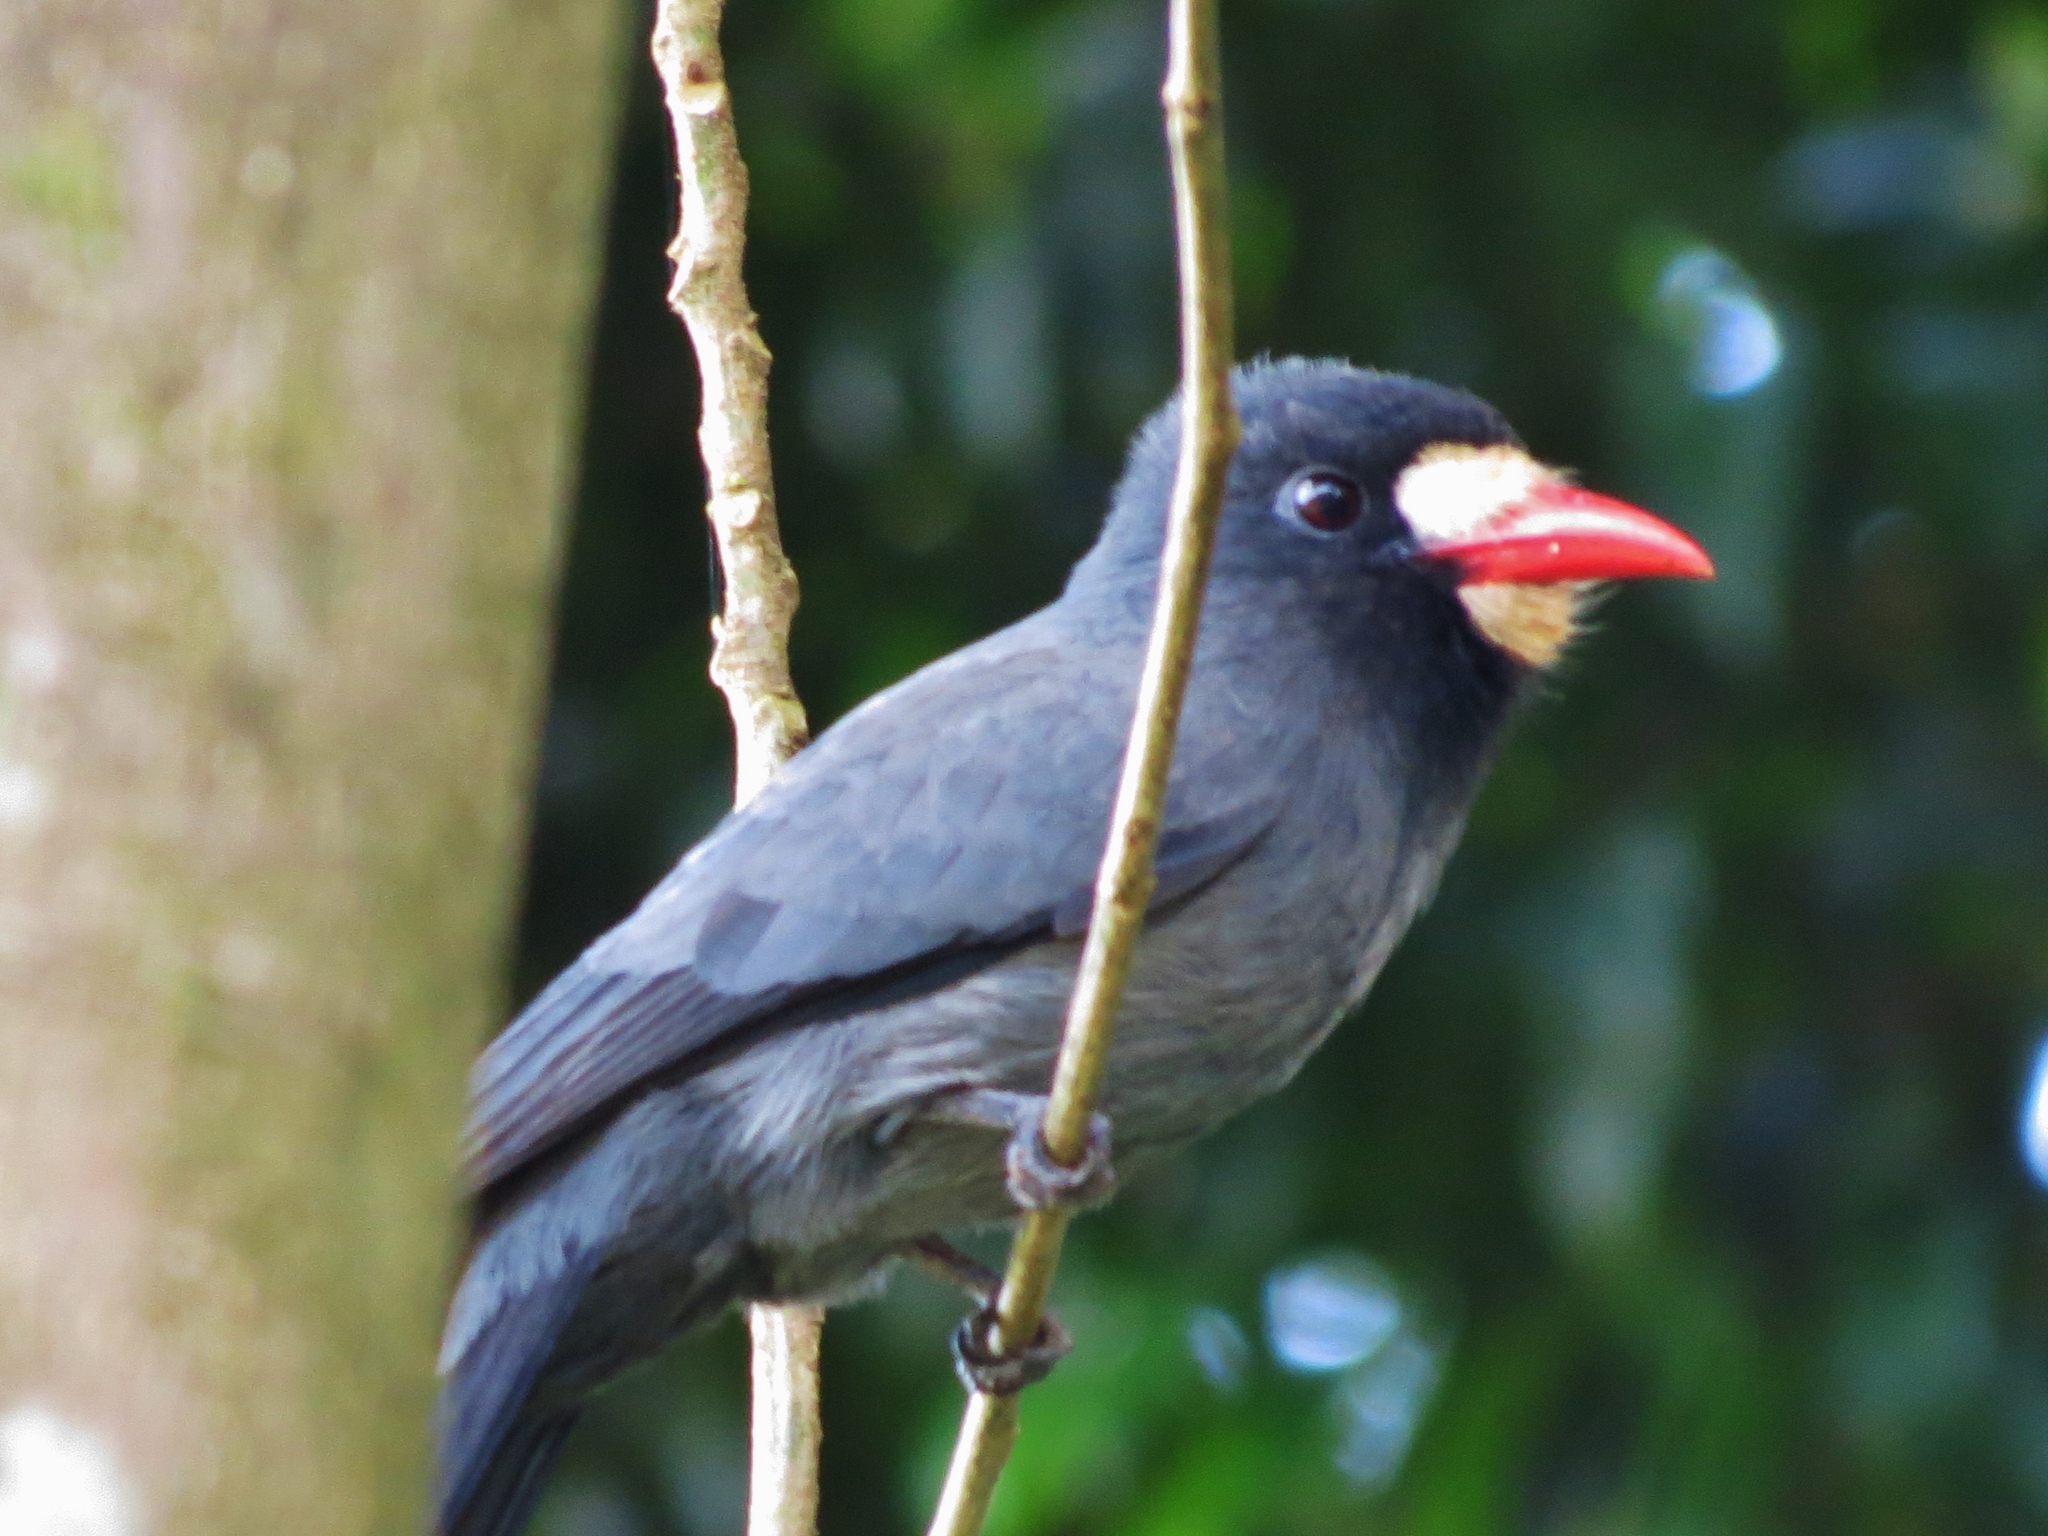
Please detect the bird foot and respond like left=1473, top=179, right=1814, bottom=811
left=927, top=1088, right=1117, bottom=1214
left=902, top=1235, right=1077, bottom=1395
left=950, top=1304, right=1072, bottom=1396
left=1006, top=1111, right=1116, bottom=1212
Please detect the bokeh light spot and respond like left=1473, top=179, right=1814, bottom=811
left=1263, top=1254, right=1402, bottom=1374
left=1185, top=1306, right=1251, bottom=1393
left=1655, top=248, right=1783, bottom=398
left=2019, top=1032, right=2048, bottom=1189
left=1333, top=1333, right=1442, bottom=1489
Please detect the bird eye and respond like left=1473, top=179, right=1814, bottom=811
left=1283, top=471, right=1365, bottom=534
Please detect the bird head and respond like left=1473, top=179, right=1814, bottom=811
left=1083, top=360, right=1713, bottom=672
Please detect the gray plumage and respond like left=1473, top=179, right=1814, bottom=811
left=437, top=360, right=1530, bottom=1536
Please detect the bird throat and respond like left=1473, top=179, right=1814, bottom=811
left=1457, top=581, right=1587, bottom=669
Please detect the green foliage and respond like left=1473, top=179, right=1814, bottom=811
left=522, top=0, right=2048, bottom=1530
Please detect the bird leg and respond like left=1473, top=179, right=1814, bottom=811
left=903, top=1089, right=1112, bottom=1394
left=923, top=1086, right=1118, bottom=1214
left=904, top=1232, right=1002, bottom=1303
left=901, top=1234, right=1073, bottom=1396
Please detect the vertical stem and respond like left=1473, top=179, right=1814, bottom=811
left=650, top=5, right=820, bottom=1536
left=923, top=3, right=1238, bottom=1534
left=747, top=1304, right=824, bottom=1536
left=652, top=0, right=809, bottom=807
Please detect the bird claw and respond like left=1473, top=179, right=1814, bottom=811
left=1004, top=1111, right=1116, bottom=1213
left=921, top=1087, right=1120, bottom=1216
left=950, top=1305, right=1073, bottom=1396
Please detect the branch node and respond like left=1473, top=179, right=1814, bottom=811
left=681, top=79, right=727, bottom=115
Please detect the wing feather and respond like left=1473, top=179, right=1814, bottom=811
left=465, top=617, right=1296, bottom=1192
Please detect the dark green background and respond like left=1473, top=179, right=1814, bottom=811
left=515, top=2, right=2048, bottom=1531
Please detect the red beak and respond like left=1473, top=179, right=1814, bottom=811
left=1417, top=483, right=1715, bottom=587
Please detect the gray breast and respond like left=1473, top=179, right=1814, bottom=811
left=1094, top=734, right=1427, bottom=1147
left=684, top=715, right=1451, bottom=1295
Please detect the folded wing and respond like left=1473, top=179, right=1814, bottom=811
left=466, top=620, right=1295, bottom=1194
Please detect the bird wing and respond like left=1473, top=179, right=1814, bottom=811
left=465, top=623, right=1296, bottom=1192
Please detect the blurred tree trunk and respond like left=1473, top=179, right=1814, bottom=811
left=0, top=2, right=623, bottom=1532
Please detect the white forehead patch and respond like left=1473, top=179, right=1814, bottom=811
left=1391, top=442, right=1546, bottom=545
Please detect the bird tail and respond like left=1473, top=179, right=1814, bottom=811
left=438, top=1406, right=581, bottom=1536
left=434, top=1244, right=601, bottom=1536
left=436, top=1090, right=757, bottom=1536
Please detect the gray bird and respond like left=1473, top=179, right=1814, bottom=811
left=435, top=359, right=1711, bottom=1536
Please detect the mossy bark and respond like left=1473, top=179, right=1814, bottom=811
left=0, top=2, right=624, bottom=1531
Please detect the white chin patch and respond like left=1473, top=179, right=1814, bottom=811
left=1391, top=442, right=1546, bottom=544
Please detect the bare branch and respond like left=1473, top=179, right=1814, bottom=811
left=745, top=1304, right=824, bottom=1536
left=653, top=0, right=809, bottom=807
left=923, top=2, right=1240, bottom=1532
left=651, top=4, right=820, bottom=1534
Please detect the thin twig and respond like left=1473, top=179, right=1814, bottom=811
left=923, top=3, right=1239, bottom=1533
left=653, top=0, right=809, bottom=807
left=650, top=5, right=821, bottom=1536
